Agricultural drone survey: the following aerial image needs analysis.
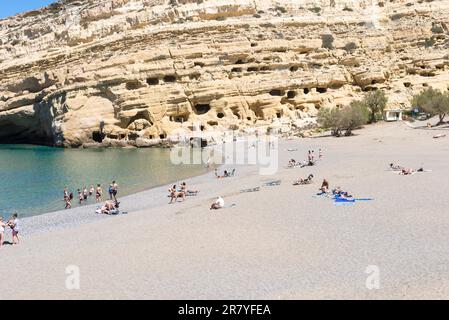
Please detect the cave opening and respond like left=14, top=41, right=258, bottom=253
left=194, top=61, right=205, bottom=67
left=147, top=77, right=159, bottom=85
left=290, top=65, right=299, bottom=72
left=287, top=91, right=296, bottom=99
left=235, top=59, right=246, bottom=64
left=303, top=88, right=310, bottom=94
left=231, top=67, right=242, bottom=73
left=317, top=87, right=327, bottom=93
left=217, top=112, right=225, bottom=118
left=247, top=67, right=259, bottom=72
left=193, top=104, right=211, bottom=115
left=92, top=131, right=104, bottom=143
left=269, top=89, right=284, bottom=96
left=126, top=81, right=141, bottom=90
left=163, top=75, right=176, bottom=83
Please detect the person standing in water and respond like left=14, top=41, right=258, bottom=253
left=96, top=184, right=103, bottom=202
left=111, top=180, right=118, bottom=202
left=83, top=187, right=88, bottom=201
left=78, top=189, right=83, bottom=204
left=89, top=185, right=95, bottom=197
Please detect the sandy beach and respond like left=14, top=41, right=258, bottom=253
left=1, top=121, right=449, bottom=299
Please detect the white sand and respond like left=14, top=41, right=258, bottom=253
left=1, top=122, right=449, bottom=299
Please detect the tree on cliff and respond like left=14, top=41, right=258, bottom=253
left=317, top=102, right=369, bottom=136
left=412, top=87, right=449, bottom=125
left=362, top=89, right=388, bottom=123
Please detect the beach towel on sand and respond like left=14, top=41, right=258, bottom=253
left=240, top=187, right=260, bottom=193
left=263, top=180, right=281, bottom=187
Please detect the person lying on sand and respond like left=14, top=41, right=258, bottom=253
left=389, top=163, right=404, bottom=171
left=294, top=174, right=314, bottom=185
left=399, top=168, right=418, bottom=175
left=288, top=159, right=297, bottom=167
left=210, top=196, right=225, bottom=210
left=332, top=187, right=352, bottom=199
left=97, top=200, right=120, bottom=214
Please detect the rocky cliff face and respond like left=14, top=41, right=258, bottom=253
left=1, top=0, right=448, bottom=147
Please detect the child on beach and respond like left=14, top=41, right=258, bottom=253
left=7, top=213, right=20, bottom=245
left=0, top=217, right=6, bottom=248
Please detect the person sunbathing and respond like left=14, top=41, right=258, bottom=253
left=288, top=159, right=297, bottom=167
left=390, top=163, right=404, bottom=171
left=99, top=200, right=117, bottom=214
left=294, top=174, right=314, bottom=185
left=332, top=187, right=352, bottom=198
left=399, top=168, right=415, bottom=175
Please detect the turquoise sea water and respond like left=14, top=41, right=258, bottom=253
left=0, top=145, right=208, bottom=218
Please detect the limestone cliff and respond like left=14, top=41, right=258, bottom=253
left=1, top=0, right=448, bottom=147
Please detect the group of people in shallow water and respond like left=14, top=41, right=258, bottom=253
left=64, top=181, right=119, bottom=209
left=0, top=213, right=20, bottom=248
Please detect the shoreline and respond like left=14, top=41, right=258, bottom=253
left=17, top=164, right=218, bottom=237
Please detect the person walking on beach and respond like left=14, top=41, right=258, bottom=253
left=65, top=196, right=72, bottom=209
left=0, top=217, right=6, bottom=248
left=96, top=184, right=103, bottom=202
left=7, top=213, right=20, bottom=245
